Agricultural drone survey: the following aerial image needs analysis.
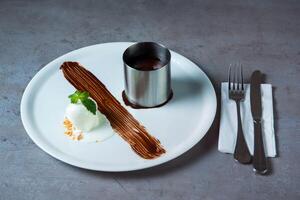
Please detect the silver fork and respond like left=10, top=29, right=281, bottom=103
left=228, top=63, right=252, bottom=164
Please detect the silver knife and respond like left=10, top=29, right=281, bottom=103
left=250, top=70, right=267, bottom=174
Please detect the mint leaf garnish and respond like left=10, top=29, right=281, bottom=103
left=68, top=93, right=79, bottom=103
left=68, top=90, right=97, bottom=115
left=82, top=98, right=97, bottom=115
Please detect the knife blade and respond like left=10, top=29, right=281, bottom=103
left=250, top=71, right=262, bottom=120
left=250, top=70, right=267, bottom=174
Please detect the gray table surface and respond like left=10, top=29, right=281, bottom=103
left=1, top=0, right=299, bottom=199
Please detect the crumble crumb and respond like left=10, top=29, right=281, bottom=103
left=63, top=118, right=84, bottom=141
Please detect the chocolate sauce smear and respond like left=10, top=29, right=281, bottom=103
left=60, top=62, right=166, bottom=159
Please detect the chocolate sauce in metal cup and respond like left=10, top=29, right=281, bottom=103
left=123, top=42, right=172, bottom=108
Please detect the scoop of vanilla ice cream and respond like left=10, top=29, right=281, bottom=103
left=65, top=99, right=104, bottom=132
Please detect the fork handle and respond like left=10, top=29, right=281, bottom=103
left=233, top=101, right=252, bottom=164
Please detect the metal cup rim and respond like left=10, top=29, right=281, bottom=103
left=123, top=42, right=171, bottom=72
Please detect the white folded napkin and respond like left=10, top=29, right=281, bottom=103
left=218, top=82, right=276, bottom=157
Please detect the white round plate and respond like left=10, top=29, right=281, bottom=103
left=21, top=42, right=216, bottom=172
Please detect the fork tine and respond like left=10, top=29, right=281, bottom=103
left=241, top=64, right=244, bottom=90
left=237, top=63, right=240, bottom=90
left=236, top=64, right=238, bottom=90
left=235, top=62, right=240, bottom=90
left=228, top=64, right=232, bottom=91
left=232, top=63, right=236, bottom=90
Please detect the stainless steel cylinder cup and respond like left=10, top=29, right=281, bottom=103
left=123, top=42, right=172, bottom=108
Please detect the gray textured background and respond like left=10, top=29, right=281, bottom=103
left=1, top=0, right=300, bottom=199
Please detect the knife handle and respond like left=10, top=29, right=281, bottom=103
left=253, top=120, right=268, bottom=174
left=233, top=102, right=252, bottom=164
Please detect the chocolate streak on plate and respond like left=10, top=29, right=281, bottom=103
left=122, top=90, right=173, bottom=109
left=60, top=62, right=166, bottom=159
